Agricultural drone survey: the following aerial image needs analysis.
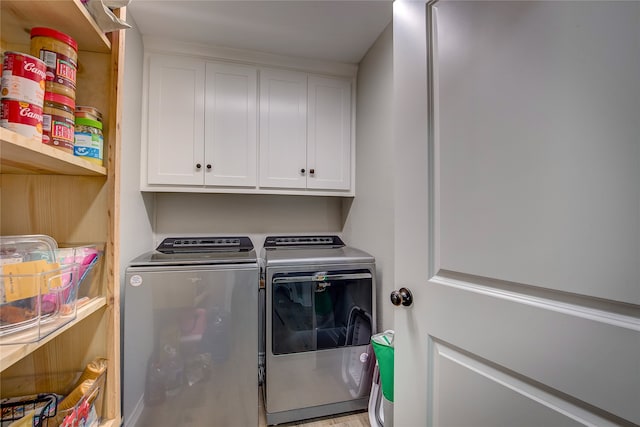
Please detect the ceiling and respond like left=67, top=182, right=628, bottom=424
left=127, top=0, right=393, bottom=64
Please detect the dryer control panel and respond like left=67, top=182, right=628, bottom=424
left=263, top=235, right=345, bottom=249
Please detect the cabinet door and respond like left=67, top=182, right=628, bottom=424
left=147, top=54, right=205, bottom=185
left=259, top=69, right=307, bottom=189
left=205, top=62, right=257, bottom=187
left=307, top=76, right=352, bottom=191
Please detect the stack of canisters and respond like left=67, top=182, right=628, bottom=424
left=0, top=51, right=47, bottom=143
left=31, top=27, right=78, bottom=154
left=1, top=27, right=102, bottom=166
left=1, top=27, right=78, bottom=153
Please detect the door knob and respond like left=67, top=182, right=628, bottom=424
left=390, top=287, right=413, bottom=307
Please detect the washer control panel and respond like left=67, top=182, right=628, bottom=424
left=156, top=236, right=253, bottom=253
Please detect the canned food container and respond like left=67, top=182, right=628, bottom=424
left=74, top=117, right=103, bottom=165
left=75, top=105, right=102, bottom=123
left=1, top=51, right=46, bottom=106
left=0, top=99, right=43, bottom=142
left=43, top=92, right=75, bottom=152
left=30, top=27, right=78, bottom=100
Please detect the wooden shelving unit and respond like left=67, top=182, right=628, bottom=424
left=0, top=0, right=124, bottom=425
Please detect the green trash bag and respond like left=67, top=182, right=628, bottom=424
left=371, top=330, right=395, bottom=402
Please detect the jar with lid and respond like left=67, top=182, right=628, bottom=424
left=30, top=27, right=78, bottom=100
left=75, top=105, right=102, bottom=123
left=74, top=117, right=103, bottom=166
left=43, top=92, right=75, bottom=152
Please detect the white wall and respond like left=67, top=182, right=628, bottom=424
left=154, top=193, right=344, bottom=250
left=342, top=24, right=394, bottom=331
left=119, top=19, right=155, bottom=276
left=119, top=14, right=155, bottom=424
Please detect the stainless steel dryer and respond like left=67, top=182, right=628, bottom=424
left=261, top=235, right=376, bottom=425
left=123, top=237, right=259, bottom=427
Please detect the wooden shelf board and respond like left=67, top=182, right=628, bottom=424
left=0, top=128, right=106, bottom=176
left=0, top=297, right=107, bottom=372
left=0, top=0, right=111, bottom=53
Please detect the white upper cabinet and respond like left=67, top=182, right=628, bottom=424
left=307, top=75, right=352, bottom=191
left=259, top=68, right=308, bottom=189
left=146, top=55, right=257, bottom=187
left=205, top=62, right=257, bottom=187
left=143, top=49, right=355, bottom=195
left=259, top=70, right=352, bottom=191
left=147, top=54, right=206, bottom=185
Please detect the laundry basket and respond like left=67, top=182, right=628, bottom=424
left=369, top=330, right=394, bottom=427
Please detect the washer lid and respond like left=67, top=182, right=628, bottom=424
left=128, top=236, right=257, bottom=267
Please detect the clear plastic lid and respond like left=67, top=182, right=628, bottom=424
left=0, top=234, right=59, bottom=265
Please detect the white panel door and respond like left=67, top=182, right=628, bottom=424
left=205, top=62, right=257, bottom=187
left=307, top=75, right=352, bottom=191
left=393, top=1, right=640, bottom=426
left=259, top=68, right=307, bottom=189
left=147, top=54, right=205, bottom=186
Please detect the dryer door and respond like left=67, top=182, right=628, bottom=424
left=271, top=269, right=373, bottom=354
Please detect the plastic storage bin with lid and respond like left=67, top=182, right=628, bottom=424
left=0, top=235, right=101, bottom=344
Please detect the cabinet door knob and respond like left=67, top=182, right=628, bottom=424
left=309, top=168, right=315, bottom=175
left=300, top=168, right=306, bottom=174
left=196, top=163, right=202, bottom=169
left=206, top=164, right=212, bottom=170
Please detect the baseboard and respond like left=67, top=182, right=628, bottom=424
left=124, top=395, right=145, bottom=427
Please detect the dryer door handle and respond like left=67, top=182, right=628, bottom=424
left=272, top=272, right=372, bottom=284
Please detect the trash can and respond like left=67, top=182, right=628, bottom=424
left=370, top=330, right=394, bottom=427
